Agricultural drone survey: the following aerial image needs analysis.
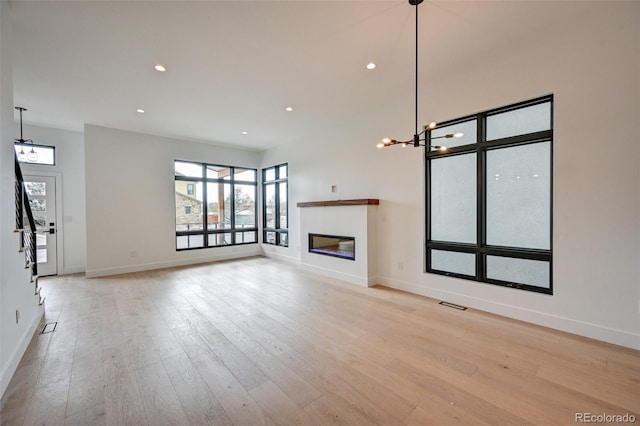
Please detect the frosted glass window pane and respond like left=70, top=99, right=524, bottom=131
left=25, top=182, right=46, bottom=196
left=29, top=199, right=45, bottom=212
left=265, top=231, right=276, bottom=244
left=36, top=234, right=46, bottom=246
left=487, top=256, right=550, bottom=288
left=238, top=231, right=256, bottom=243
left=431, top=250, right=475, bottom=276
left=486, top=142, right=550, bottom=249
left=176, top=236, right=188, bottom=249
left=189, top=235, right=204, bottom=248
left=487, top=102, right=551, bottom=140
left=37, top=248, right=47, bottom=263
left=430, top=119, right=477, bottom=150
left=208, top=233, right=231, bottom=246
left=430, top=153, right=476, bottom=243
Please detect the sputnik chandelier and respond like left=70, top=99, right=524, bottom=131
left=376, top=0, right=463, bottom=151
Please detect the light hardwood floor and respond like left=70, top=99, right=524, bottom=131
left=1, top=256, right=638, bottom=425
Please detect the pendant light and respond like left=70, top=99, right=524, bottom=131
left=376, top=0, right=463, bottom=150
left=14, top=107, right=38, bottom=162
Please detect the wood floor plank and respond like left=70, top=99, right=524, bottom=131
left=162, top=352, right=233, bottom=426
left=249, top=380, right=317, bottom=425
left=64, top=402, right=107, bottom=426
left=21, top=325, right=76, bottom=426
left=102, top=346, right=148, bottom=426
left=1, top=257, right=638, bottom=426
left=135, top=360, right=190, bottom=426
left=386, top=358, right=536, bottom=426
left=190, top=348, right=275, bottom=426
left=0, top=355, right=45, bottom=426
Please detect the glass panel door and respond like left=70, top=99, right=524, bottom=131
left=24, top=175, right=57, bottom=276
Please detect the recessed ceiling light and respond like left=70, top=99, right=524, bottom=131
left=241, top=131, right=248, bottom=135
left=154, top=64, right=166, bottom=72
left=136, top=109, right=145, bottom=113
left=366, top=62, right=376, bottom=70
left=285, top=107, right=293, bottom=112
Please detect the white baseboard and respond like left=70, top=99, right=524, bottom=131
left=62, top=265, right=85, bottom=275
left=0, top=307, right=44, bottom=399
left=262, top=251, right=300, bottom=264
left=378, top=276, right=640, bottom=350
left=86, top=248, right=262, bottom=278
left=299, top=262, right=370, bottom=287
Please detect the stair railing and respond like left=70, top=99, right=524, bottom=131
left=14, top=153, right=39, bottom=288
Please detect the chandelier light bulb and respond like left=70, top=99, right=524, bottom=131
left=427, top=122, right=437, bottom=130
left=453, top=132, right=464, bottom=138
left=376, top=142, right=384, bottom=149
left=382, top=137, right=392, bottom=144
left=18, top=146, right=27, bottom=161
left=439, top=145, right=448, bottom=152
left=27, top=147, right=38, bottom=162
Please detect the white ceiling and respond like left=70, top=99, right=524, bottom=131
left=10, top=0, right=595, bottom=151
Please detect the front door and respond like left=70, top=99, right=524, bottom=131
left=24, top=175, right=57, bottom=276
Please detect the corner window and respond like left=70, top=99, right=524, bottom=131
left=262, top=164, right=288, bottom=246
left=426, top=95, right=553, bottom=294
left=175, top=161, right=257, bottom=250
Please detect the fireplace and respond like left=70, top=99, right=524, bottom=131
left=297, top=199, right=379, bottom=287
left=309, top=233, right=355, bottom=260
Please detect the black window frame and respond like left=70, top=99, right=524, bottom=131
left=262, top=163, right=288, bottom=247
left=425, top=95, right=553, bottom=294
left=174, top=160, right=258, bottom=251
left=14, top=142, right=56, bottom=166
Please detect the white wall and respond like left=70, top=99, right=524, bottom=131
left=262, top=2, right=640, bottom=349
left=0, top=0, right=43, bottom=397
left=18, top=124, right=86, bottom=274
left=84, top=125, right=262, bottom=277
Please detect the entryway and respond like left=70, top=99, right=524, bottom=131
left=24, top=175, right=58, bottom=276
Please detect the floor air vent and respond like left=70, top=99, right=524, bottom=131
left=40, top=322, right=57, bottom=334
left=438, top=301, right=467, bottom=311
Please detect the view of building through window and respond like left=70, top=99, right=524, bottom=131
left=175, top=161, right=257, bottom=250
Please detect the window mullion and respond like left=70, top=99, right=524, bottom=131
left=202, top=164, right=208, bottom=247
left=477, top=113, right=486, bottom=281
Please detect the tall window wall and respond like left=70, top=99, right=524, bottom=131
left=426, top=95, right=553, bottom=294
left=175, top=161, right=257, bottom=250
left=262, top=164, right=288, bottom=247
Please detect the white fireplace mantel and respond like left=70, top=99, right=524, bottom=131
left=297, top=199, right=379, bottom=287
